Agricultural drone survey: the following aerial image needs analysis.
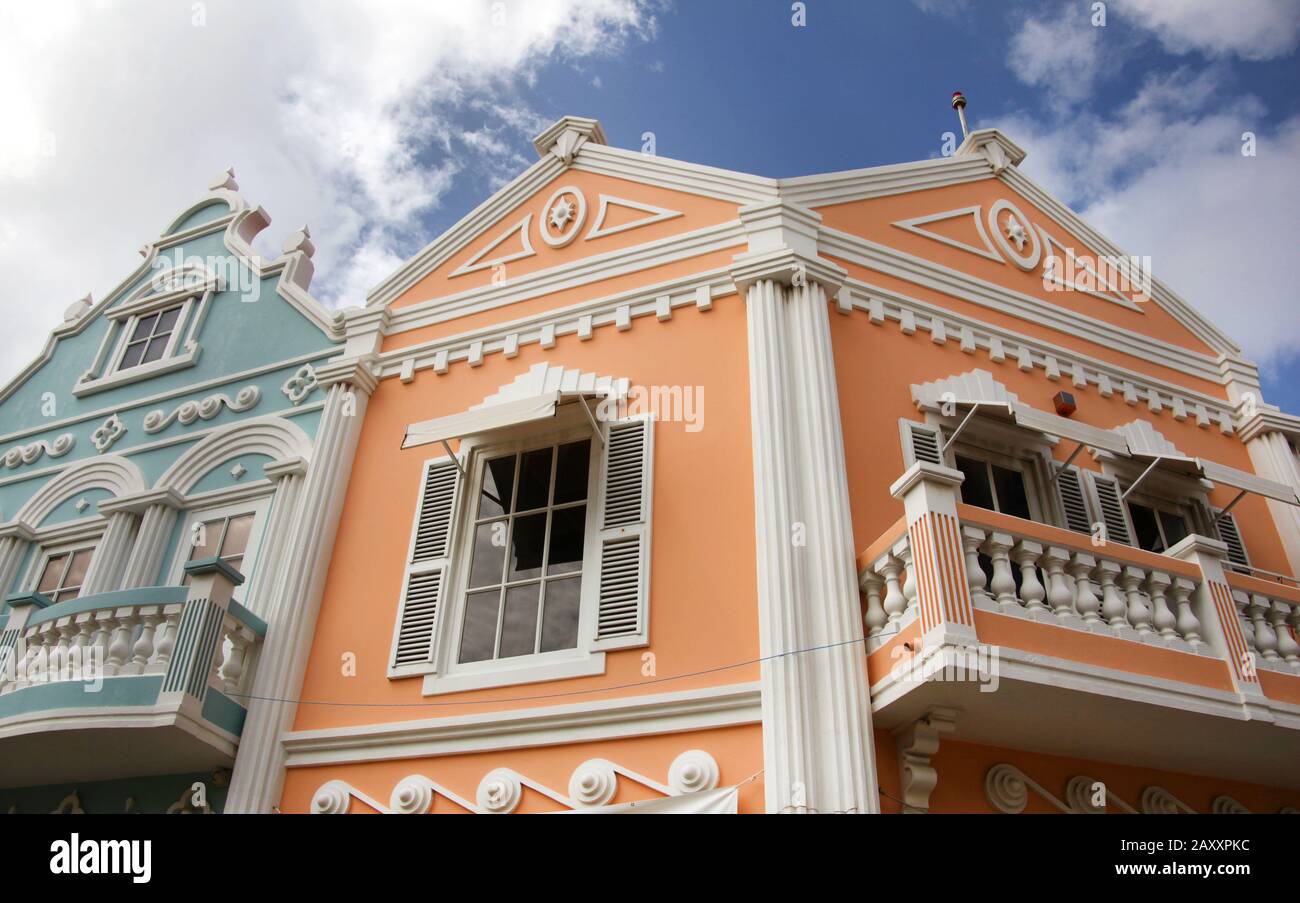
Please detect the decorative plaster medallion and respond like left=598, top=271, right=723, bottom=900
left=539, top=186, right=587, bottom=248
left=390, top=775, right=437, bottom=814
left=569, top=760, right=618, bottom=807
left=984, top=763, right=1029, bottom=814
left=281, top=365, right=319, bottom=405
left=3, top=432, right=75, bottom=468
left=668, top=749, right=720, bottom=794
left=230, top=463, right=247, bottom=480
left=310, top=781, right=352, bottom=815
left=987, top=199, right=1041, bottom=271
left=91, top=415, right=128, bottom=453
left=143, top=385, right=260, bottom=434
left=74, top=498, right=89, bottom=513
left=476, top=768, right=522, bottom=814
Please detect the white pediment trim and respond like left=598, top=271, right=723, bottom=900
left=1111, top=419, right=1184, bottom=459
left=473, top=362, right=629, bottom=410
left=911, top=369, right=1019, bottom=412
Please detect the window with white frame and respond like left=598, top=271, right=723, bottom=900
left=174, top=500, right=269, bottom=603
left=1125, top=498, right=1190, bottom=554
left=34, top=545, right=97, bottom=603
left=954, top=452, right=1034, bottom=520
left=116, top=304, right=186, bottom=371
left=459, top=439, right=592, bottom=663
left=389, top=409, right=653, bottom=690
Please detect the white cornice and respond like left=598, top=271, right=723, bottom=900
left=778, top=154, right=993, bottom=208
left=280, top=682, right=762, bottom=767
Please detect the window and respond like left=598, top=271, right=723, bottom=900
left=35, top=546, right=97, bottom=603
left=955, top=454, right=1032, bottom=520
left=116, top=304, right=184, bottom=371
left=458, top=440, right=591, bottom=664
left=1127, top=501, right=1189, bottom=554
left=174, top=502, right=268, bottom=604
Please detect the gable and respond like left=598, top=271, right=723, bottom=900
left=814, top=176, right=1218, bottom=357
left=388, top=168, right=741, bottom=311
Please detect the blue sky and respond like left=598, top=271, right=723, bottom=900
left=3, top=1, right=1298, bottom=411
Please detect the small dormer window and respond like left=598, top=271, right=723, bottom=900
left=117, top=304, right=184, bottom=371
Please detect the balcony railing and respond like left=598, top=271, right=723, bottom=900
left=1226, top=573, right=1300, bottom=675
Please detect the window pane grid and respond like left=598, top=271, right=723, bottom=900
left=118, top=304, right=183, bottom=371
left=459, top=439, right=588, bottom=663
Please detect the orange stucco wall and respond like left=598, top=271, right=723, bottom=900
left=293, top=296, right=759, bottom=736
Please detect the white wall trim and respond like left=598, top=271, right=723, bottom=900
left=281, top=681, right=762, bottom=767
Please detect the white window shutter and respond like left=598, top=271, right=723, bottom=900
left=591, top=417, right=653, bottom=651
left=390, top=458, right=461, bottom=674
left=901, top=420, right=944, bottom=467
left=1213, top=509, right=1251, bottom=571
left=1055, top=466, right=1094, bottom=534
left=1086, top=472, right=1133, bottom=547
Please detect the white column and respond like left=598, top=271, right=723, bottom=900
left=117, top=489, right=186, bottom=589
left=80, top=508, right=139, bottom=596
left=0, top=523, right=36, bottom=601
left=1240, top=419, right=1300, bottom=576
left=734, top=226, right=877, bottom=814
left=223, top=358, right=377, bottom=813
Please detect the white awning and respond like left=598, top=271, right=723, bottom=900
left=1123, top=452, right=1300, bottom=506
left=943, top=400, right=1130, bottom=457
left=402, top=391, right=609, bottom=450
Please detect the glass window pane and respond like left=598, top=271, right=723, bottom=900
left=515, top=447, right=553, bottom=512
left=37, top=554, right=66, bottom=594
left=459, top=590, right=500, bottom=663
left=468, top=521, right=507, bottom=588
left=499, top=583, right=540, bottom=658
left=142, top=335, right=170, bottom=363
left=188, top=518, right=222, bottom=560
left=221, top=514, right=255, bottom=557
left=154, top=305, right=181, bottom=334
left=119, top=341, right=147, bottom=369
left=130, top=313, right=159, bottom=341
left=508, top=512, right=547, bottom=581
left=478, top=455, right=516, bottom=518
left=992, top=464, right=1032, bottom=520
left=1128, top=503, right=1163, bottom=552
left=547, top=505, right=586, bottom=574
left=540, top=577, right=582, bottom=653
left=553, top=440, right=590, bottom=504
left=63, top=548, right=94, bottom=593
left=956, top=455, right=995, bottom=511
left=1159, top=511, right=1189, bottom=549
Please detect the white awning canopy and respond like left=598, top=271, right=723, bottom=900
left=1123, top=450, right=1300, bottom=506
left=402, top=390, right=608, bottom=450
left=942, top=400, right=1131, bottom=457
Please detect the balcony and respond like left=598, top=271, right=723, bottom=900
left=860, top=462, right=1300, bottom=790
left=0, top=558, right=263, bottom=789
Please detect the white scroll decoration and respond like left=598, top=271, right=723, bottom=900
left=142, top=385, right=260, bottom=433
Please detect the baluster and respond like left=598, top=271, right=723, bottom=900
left=1040, top=546, right=1075, bottom=621
left=861, top=572, right=887, bottom=637
left=1248, top=594, right=1279, bottom=661
left=1171, top=578, right=1202, bottom=646
left=1095, top=561, right=1129, bottom=631
left=1121, top=567, right=1153, bottom=636
left=876, top=554, right=907, bottom=629
left=122, top=607, right=160, bottom=676
left=90, top=611, right=114, bottom=674
left=34, top=623, right=58, bottom=685
left=961, top=526, right=993, bottom=610
left=899, top=541, right=918, bottom=616
left=1068, top=553, right=1101, bottom=625
left=982, top=532, right=1018, bottom=614
left=52, top=619, right=75, bottom=681
left=1287, top=606, right=1300, bottom=672
left=1146, top=572, right=1177, bottom=641
left=148, top=606, right=181, bottom=673
left=1232, top=590, right=1257, bottom=655
left=1267, top=601, right=1297, bottom=665
left=220, top=625, right=254, bottom=694
left=1011, top=540, right=1046, bottom=613
left=70, top=615, right=94, bottom=682
left=105, top=609, right=136, bottom=675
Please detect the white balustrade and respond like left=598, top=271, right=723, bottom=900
left=1232, top=588, right=1300, bottom=675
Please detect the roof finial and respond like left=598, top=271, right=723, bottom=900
left=951, top=91, right=969, bottom=140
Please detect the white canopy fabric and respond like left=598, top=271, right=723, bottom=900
left=402, top=393, right=565, bottom=450
left=560, top=786, right=739, bottom=814
left=944, top=399, right=1131, bottom=456
left=1122, top=452, right=1300, bottom=506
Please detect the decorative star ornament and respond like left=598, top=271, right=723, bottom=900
left=1004, top=215, right=1028, bottom=251
left=549, top=197, right=575, bottom=232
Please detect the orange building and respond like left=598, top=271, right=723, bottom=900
left=228, top=116, right=1300, bottom=814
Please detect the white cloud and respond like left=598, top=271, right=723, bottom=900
left=993, top=75, right=1300, bottom=366
left=1115, top=0, right=1300, bottom=61
left=0, top=0, right=655, bottom=384
left=1007, top=6, right=1105, bottom=101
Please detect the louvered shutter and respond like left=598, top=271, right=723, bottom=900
left=389, top=458, right=461, bottom=673
left=591, top=417, right=653, bottom=651
left=1086, top=472, right=1133, bottom=547
left=1055, top=466, right=1093, bottom=534
left=1213, top=510, right=1251, bottom=571
left=902, top=420, right=944, bottom=467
